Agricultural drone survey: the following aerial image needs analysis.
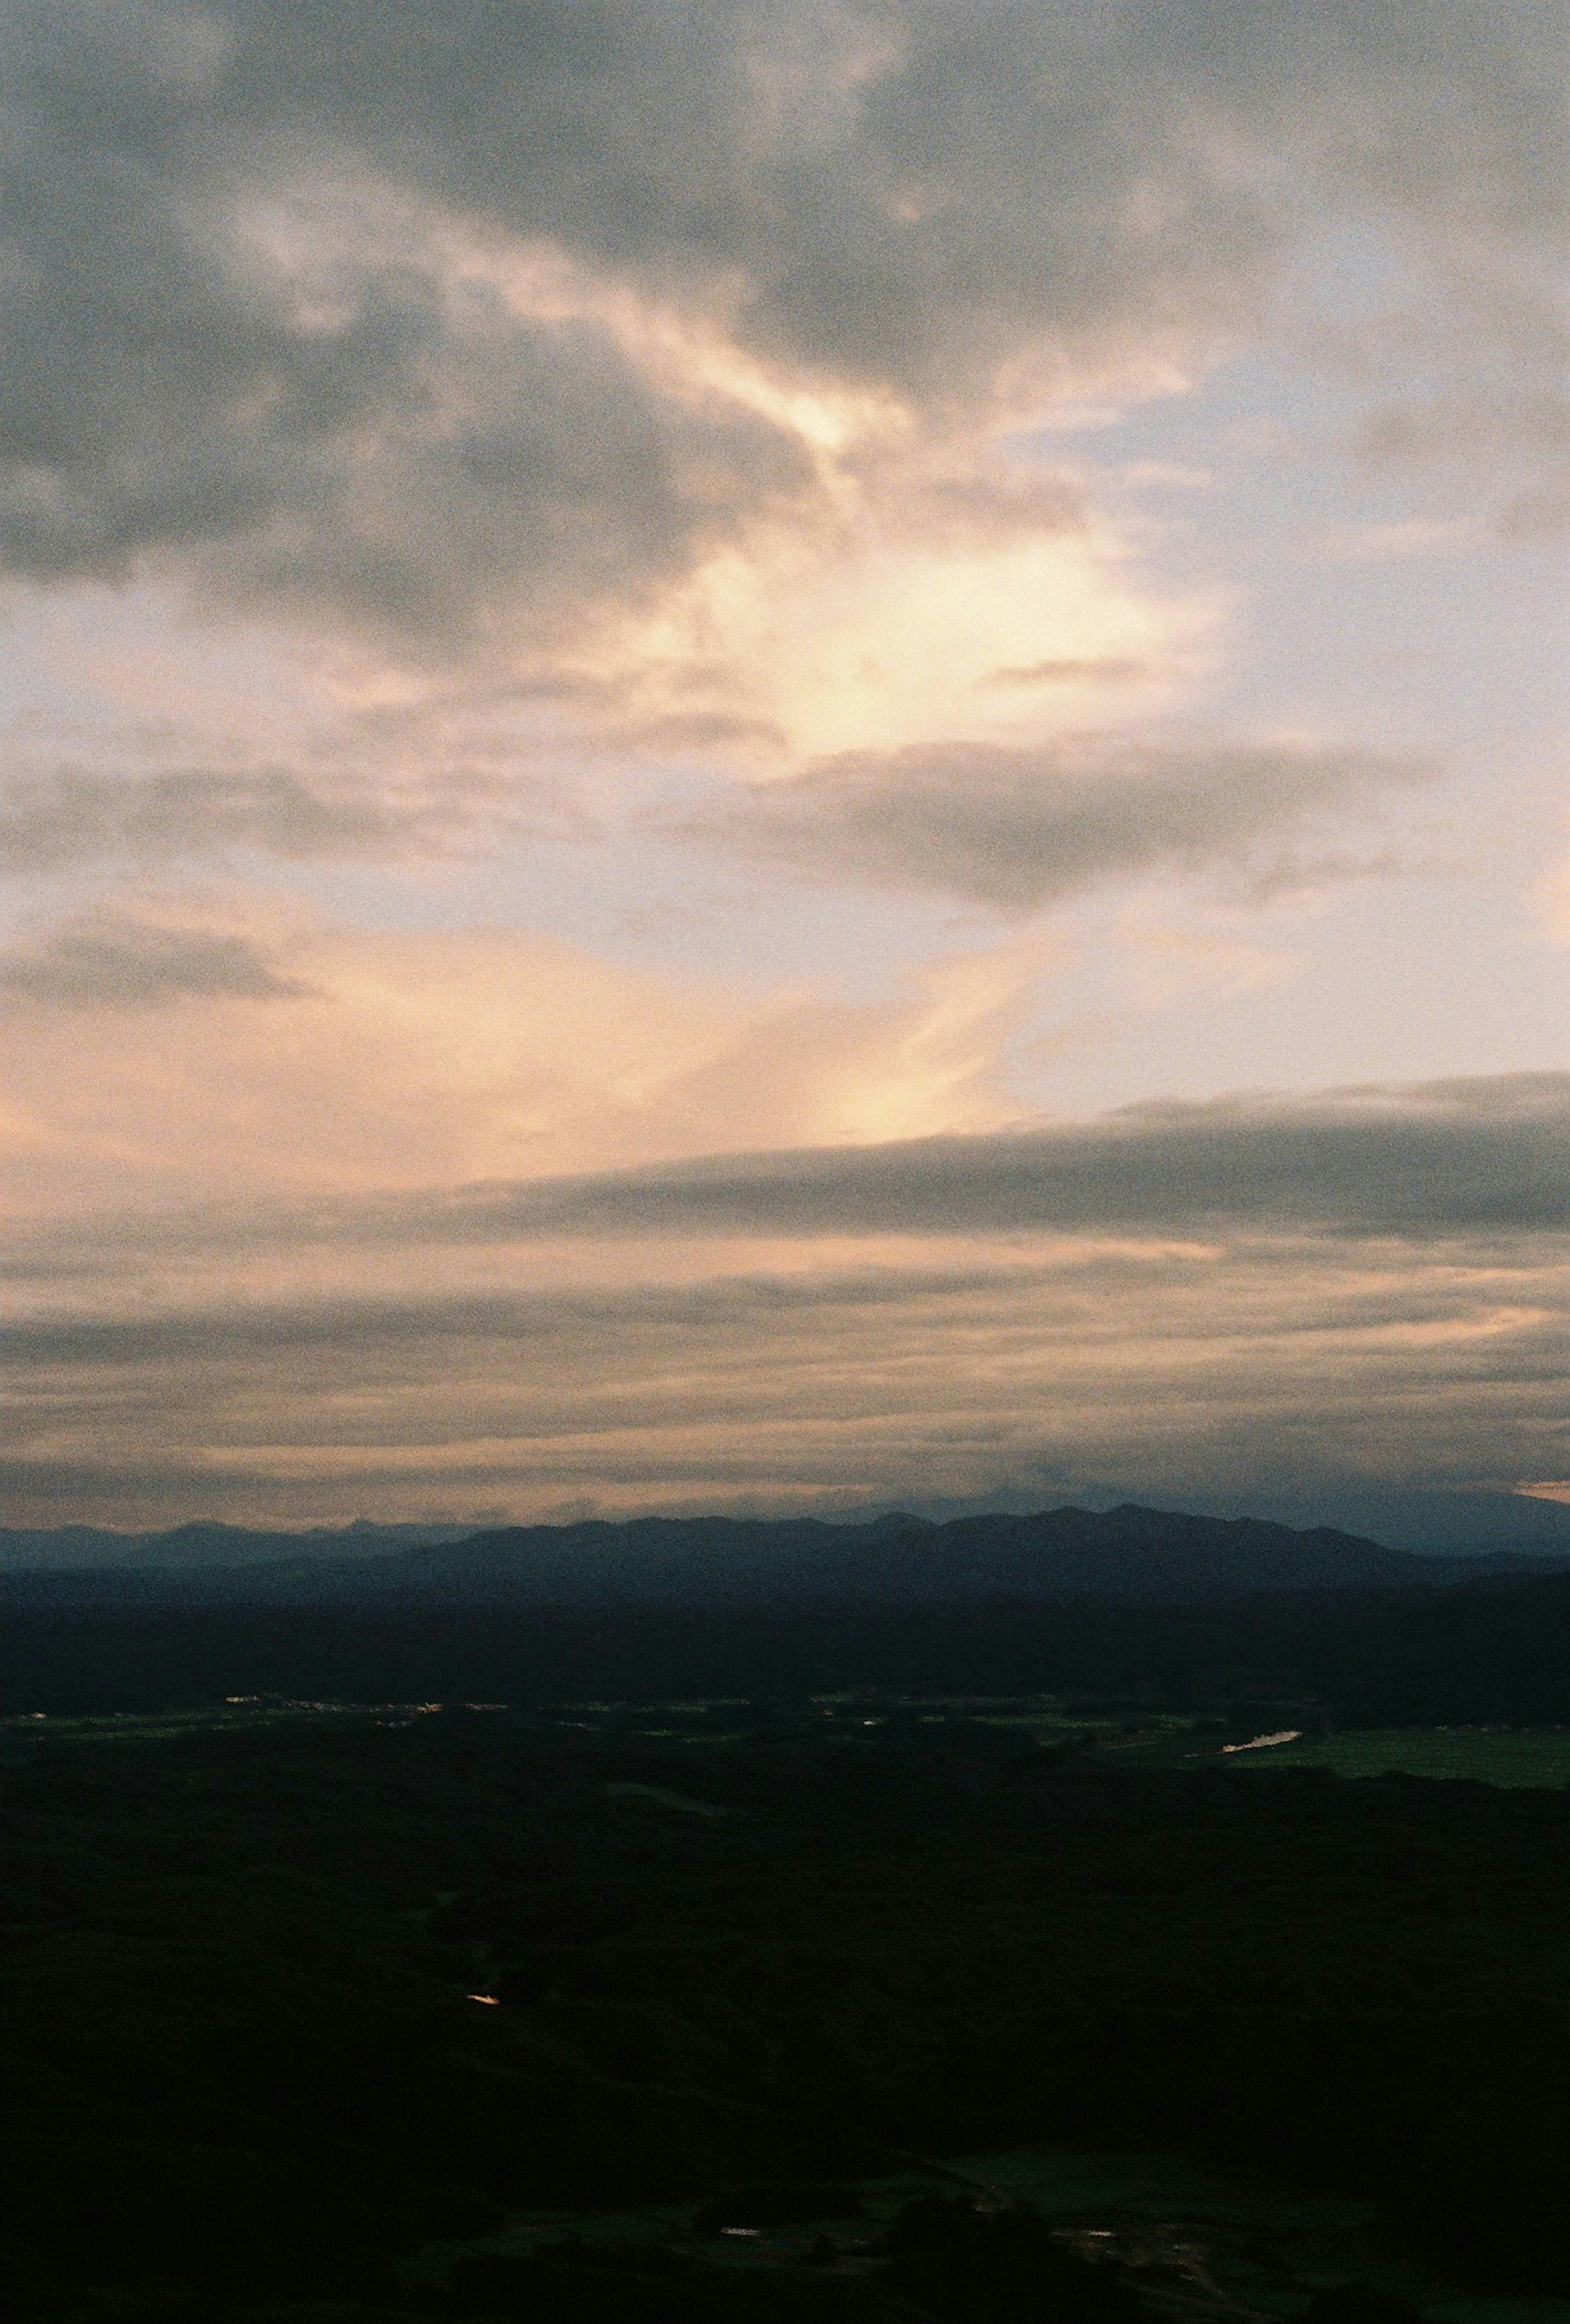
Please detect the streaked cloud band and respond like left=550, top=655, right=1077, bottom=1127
left=9, top=1074, right=1565, bottom=1283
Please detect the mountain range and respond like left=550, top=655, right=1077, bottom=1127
left=5, top=1501, right=1568, bottom=1608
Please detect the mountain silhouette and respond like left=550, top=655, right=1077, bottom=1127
left=7, top=1502, right=1565, bottom=1608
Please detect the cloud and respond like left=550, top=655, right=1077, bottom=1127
left=0, top=644, right=604, bottom=876
left=0, top=919, right=1036, bottom=1210
left=2, top=0, right=1559, bottom=648
left=215, top=0, right=1558, bottom=394
left=0, top=69, right=812, bottom=644
left=2, top=4, right=1563, bottom=1533
left=1348, top=379, right=1570, bottom=539
left=2, top=1227, right=1562, bottom=1528
left=0, top=918, right=311, bottom=1008
left=329, top=1070, right=1570, bottom=1245
left=7, top=271, right=808, bottom=645
left=5, top=1071, right=1561, bottom=1527
left=598, top=507, right=1190, bottom=761
left=11, top=1073, right=1564, bottom=1285
left=0, top=766, right=450, bottom=874
left=677, top=729, right=1423, bottom=907
left=9, top=1238, right=1560, bottom=1371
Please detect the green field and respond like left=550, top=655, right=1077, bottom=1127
left=7, top=1694, right=1570, bottom=1788
left=1224, top=1726, right=1570, bottom=1786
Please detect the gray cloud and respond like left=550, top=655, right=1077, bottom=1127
left=0, top=4, right=810, bottom=639
left=9, top=1074, right=1563, bottom=1284
left=0, top=918, right=311, bottom=1008
left=0, top=251, right=808, bottom=639
left=0, top=1263, right=1069, bottom=1369
left=386, top=1071, right=1570, bottom=1243
left=9, top=1241, right=1561, bottom=1373
left=3, top=1229, right=1562, bottom=1527
left=1351, top=386, right=1570, bottom=540
left=675, top=731, right=1423, bottom=907
left=4, top=766, right=468, bottom=874
left=218, top=0, right=1556, bottom=389
left=2, top=0, right=1560, bottom=637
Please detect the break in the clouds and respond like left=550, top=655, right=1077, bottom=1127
left=681, top=730, right=1423, bottom=907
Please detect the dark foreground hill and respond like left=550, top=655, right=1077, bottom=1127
left=9, top=1547, right=1570, bottom=2320
left=7, top=1501, right=1565, bottom=1611
left=7, top=1708, right=1570, bottom=2321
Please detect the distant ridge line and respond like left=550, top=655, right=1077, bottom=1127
left=4, top=1500, right=1568, bottom=1608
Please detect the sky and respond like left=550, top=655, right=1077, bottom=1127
left=2, top=0, right=1567, bottom=1533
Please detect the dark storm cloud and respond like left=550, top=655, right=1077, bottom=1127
left=2, top=0, right=1560, bottom=636
left=0, top=919, right=311, bottom=1008
left=675, top=732, right=1423, bottom=908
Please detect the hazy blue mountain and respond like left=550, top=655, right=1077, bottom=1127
left=7, top=1501, right=1566, bottom=1608
left=906, top=1485, right=1570, bottom=1561
left=9, top=1488, right=1563, bottom=1581
left=0, top=1518, right=483, bottom=1572
left=1244, top=1485, right=1570, bottom=1560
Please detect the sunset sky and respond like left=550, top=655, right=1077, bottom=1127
left=3, top=0, right=1567, bottom=1532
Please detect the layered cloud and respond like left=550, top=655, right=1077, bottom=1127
left=4, top=1074, right=1563, bottom=1527
left=358, top=1069, right=1570, bottom=1243
left=12, top=1071, right=1560, bottom=1281
left=678, top=730, right=1422, bottom=906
